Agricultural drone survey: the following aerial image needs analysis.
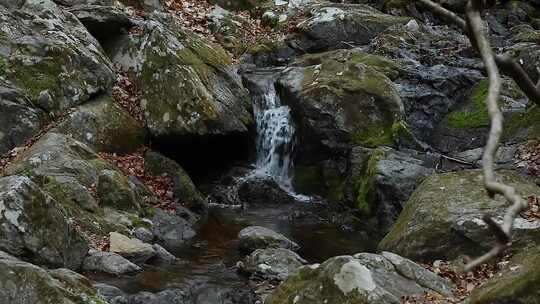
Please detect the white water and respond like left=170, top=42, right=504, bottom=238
left=252, top=84, right=296, bottom=189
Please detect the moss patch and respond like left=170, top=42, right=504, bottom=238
left=355, top=148, right=385, bottom=216
left=446, top=80, right=490, bottom=129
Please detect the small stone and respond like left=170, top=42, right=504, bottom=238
left=152, top=244, right=177, bottom=264
left=133, top=227, right=154, bottom=243
left=238, top=226, right=299, bottom=253
left=82, top=251, right=141, bottom=275
left=109, top=232, right=156, bottom=265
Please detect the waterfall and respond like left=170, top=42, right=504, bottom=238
left=252, top=83, right=296, bottom=188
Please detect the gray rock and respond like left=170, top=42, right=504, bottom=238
left=133, top=227, right=154, bottom=243
left=266, top=252, right=454, bottom=304
left=66, top=4, right=134, bottom=43
left=82, top=250, right=141, bottom=275
left=152, top=243, right=176, bottom=264
left=0, top=251, right=106, bottom=304
left=292, top=3, right=411, bottom=52
left=94, top=282, right=126, bottom=302
left=0, top=176, right=89, bottom=269
left=98, top=170, right=142, bottom=212
left=238, top=226, right=299, bottom=253
left=109, top=232, right=156, bottom=265
left=379, top=170, right=540, bottom=261
left=241, top=248, right=307, bottom=281
left=151, top=208, right=197, bottom=250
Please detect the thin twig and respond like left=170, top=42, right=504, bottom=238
left=462, top=0, right=527, bottom=272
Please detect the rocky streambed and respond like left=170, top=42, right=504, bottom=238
left=1, top=0, right=540, bottom=303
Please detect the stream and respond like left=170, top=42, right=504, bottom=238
left=89, top=70, right=377, bottom=303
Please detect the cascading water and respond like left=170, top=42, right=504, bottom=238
left=252, top=81, right=296, bottom=189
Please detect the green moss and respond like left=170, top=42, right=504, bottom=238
left=446, top=80, right=490, bottom=129
left=348, top=52, right=400, bottom=79
left=355, top=148, right=385, bottom=215
left=293, top=165, right=346, bottom=203
left=128, top=214, right=151, bottom=229
left=503, top=105, right=540, bottom=140
left=10, top=58, right=62, bottom=101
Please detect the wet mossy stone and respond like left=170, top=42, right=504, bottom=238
left=111, top=12, right=253, bottom=140
left=0, top=2, right=114, bottom=114
left=0, top=176, right=89, bottom=270
left=0, top=251, right=108, bottom=304
left=379, top=169, right=540, bottom=261
left=97, top=169, right=142, bottom=212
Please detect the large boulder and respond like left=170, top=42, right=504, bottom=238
left=291, top=3, right=411, bottom=52
left=0, top=251, right=107, bottom=304
left=111, top=12, right=253, bottom=139
left=379, top=170, right=540, bottom=261
left=0, top=176, right=88, bottom=269
left=468, top=245, right=540, bottom=304
left=277, top=49, right=405, bottom=202
left=0, top=1, right=114, bottom=113
left=238, top=226, right=300, bottom=254
left=265, top=252, right=454, bottom=304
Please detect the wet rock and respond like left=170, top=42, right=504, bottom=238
left=343, top=146, right=435, bottom=231
left=116, top=288, right=192, bottom=304
left=241, top=248, right=307, bottom=281
left=94, top=282, right=126, bottom=302
left=0, top=251, right=107, bottom=304
left=82, top=250, right=141, bottom=275
left=151, top=208, right=197, bottom=250
left=151, top=243, right=177, bottom=264
left=0, top=1, right=114, bottom=114
left=0, top=175, right=89, bottom=269
left=110, top=12, right=253, bottom=140
left=109, top=232, right=156, bottom=265
left=277, top=49, right=405, bottom=202
left=133, top=227, right=154, bottom=243
left=379, top=170, right=540, bottom=261
left=291, top=3, right=411, bottom=52
left=266, top=252, right=454, bottom=304
left=238, top=226, right=299, bottom=253
left=238, top=175, right=296, bottom=206
left=54, top=96, right=147, bottom=154
left=468, top=245, right=540, bottom=304
left=144, top=151, right=206, bottom=212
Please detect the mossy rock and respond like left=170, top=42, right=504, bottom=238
left=379, top=169, right=540, bottom=261
left=0, top=251, right=107, bottom=304
left=111, top=12, right=253, bottom=139
left=0, top=3, right=114, bottom=114
left=293, top=164, right=346, bottom=204
left=53, top=96, right=147, bottom=154
left=468, top=246, right=540, bottom=304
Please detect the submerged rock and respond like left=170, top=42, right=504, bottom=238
left=0, top=176, right=88, bottom=269
left=265, top=252, right=454, bottom=304
left=82, top=250, right=141, bottom=275
left=0, top=251, right=106, bottom=304
left=151, top=208, right=197, bottom=250
left=238, top=226, right=300, bottom=253
left=379, top=170, right=540, bottom=261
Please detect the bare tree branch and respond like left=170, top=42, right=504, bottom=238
left=416, top=0, right=540, bottom=106
left=415, top=0, right=530, bottom=271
